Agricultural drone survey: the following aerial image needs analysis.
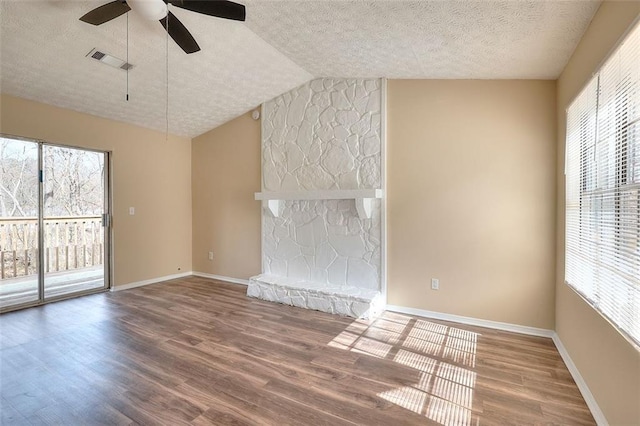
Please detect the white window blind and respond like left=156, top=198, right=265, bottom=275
left=565, top=20, right=640, bottom=347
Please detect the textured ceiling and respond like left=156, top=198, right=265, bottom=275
left=0, top=0, right=601, bottom=137
left=0, top=1, right=312, bottom=137
left=244, top=0, right=601, bottom=79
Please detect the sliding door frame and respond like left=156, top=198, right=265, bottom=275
left=0, top=133, right=112, bottom=312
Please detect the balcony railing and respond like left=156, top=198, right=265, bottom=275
left=0, top=216, right=104, bottom=280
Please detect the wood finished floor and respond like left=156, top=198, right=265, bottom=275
left=0, top=277, right=594, bottom=425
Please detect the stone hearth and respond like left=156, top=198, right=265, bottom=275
left=248, top=274, right=384, bottom=319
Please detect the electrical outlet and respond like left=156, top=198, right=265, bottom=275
left=431, top=278, right=439, bottom=290
left=208, top=251, right=214, bottom=260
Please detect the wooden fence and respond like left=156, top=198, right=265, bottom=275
left=0, top=216, right=104, bottom=279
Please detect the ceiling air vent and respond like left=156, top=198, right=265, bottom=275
left=86, top=48, right=133, bottom=71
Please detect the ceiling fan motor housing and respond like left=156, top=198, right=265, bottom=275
left=127, top=0, right=167, bottom=21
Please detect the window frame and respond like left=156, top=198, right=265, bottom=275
left=564, top=17, right=640, bottom=350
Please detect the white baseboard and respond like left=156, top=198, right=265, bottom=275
left=385, top=304, right=554, bottom=338
left=192, top=271, right=249, bottom=286
left=551, top=334, right=608, bottom=425
left=111, top=271, right=193, bottom=292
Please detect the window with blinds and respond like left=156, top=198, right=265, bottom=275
left=565, top=20, right=640, bottom=347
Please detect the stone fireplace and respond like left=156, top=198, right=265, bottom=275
left=248, top=78, right=385, bottom=318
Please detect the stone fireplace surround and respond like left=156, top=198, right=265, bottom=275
left=247, top=78, right=385, bottom=319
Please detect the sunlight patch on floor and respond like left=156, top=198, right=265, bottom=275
left=327, top=330, right=359, bottom=350
left=421, top=374, right=474, bottom=409
left=403, top=336, right=445, bottom=357
left=351, top=336, right=393, bottom=359
left=426, top=394, right=474, bottom=426
left=327, top=311, right=481, bottom=426
left=394, top=349, right=438, bottom=374
left=378, top=385, right=428, bottom=414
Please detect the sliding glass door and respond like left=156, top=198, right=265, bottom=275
left=0, top=137, right=40, bottom=308
left=0, top=136, right=110, bottom=310
left=43, top=145, right=108, bottom=299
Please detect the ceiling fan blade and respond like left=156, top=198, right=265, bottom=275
left=167, top=0, right=246, bottom=22
left=80, top=1, right=131, bottom=25
left=160, top=11, right=201, bottom=54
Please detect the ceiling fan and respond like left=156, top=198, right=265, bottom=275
left=80, top=0, right=246, bottom=54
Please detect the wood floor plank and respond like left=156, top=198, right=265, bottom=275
left=0, top=277, right=595, bottom=425
left=185, top=374, right=356, bottom=426
left=263, top=377, right=430, bottom=426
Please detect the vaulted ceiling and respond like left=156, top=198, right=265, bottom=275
left=0, top=0, right=601, bottom=138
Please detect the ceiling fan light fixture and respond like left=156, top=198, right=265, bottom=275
left=127, top=0, right=168, bottom=21
left=86, top=48, right=134, bottom=71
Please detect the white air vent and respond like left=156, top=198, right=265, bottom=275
left=86, top=48, right=133, bottom=71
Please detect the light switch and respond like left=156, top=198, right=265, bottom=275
left=129, top=207, right=135, bottom=215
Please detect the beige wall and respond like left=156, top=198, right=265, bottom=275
left=556, top=2, right=640, bottom=424
left=0, top=94, right=192, bottom=287
left=191, top=111, right=261, bottom=280
left=387, top=80, right=557, bottom=329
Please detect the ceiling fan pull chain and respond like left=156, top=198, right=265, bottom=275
left=165, top=9, right=169, bottom=143
left=126, top=12, right=129, bottom=101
